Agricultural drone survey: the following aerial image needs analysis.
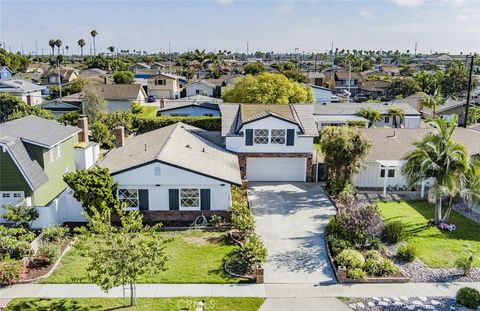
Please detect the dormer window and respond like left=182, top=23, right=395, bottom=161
left=254, top=129, right=269, bottom=144
left=270, top=129, right=286, bottom=144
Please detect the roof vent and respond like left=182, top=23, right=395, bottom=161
left=186, top=144, right=191, bottom=149
left=202, top=148, right=205, bottom=153
left=144, top=144, right=147, bottom=151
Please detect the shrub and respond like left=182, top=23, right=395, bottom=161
left=0, top=259, right=21, bottom=285
left=36, top=243, right=60, bottom=263
left=337, top=183, right=355, bottom=206
left=209, top=215, right=223, bottom=227
left=397, top=242, right=417, bottom=262
left=365, top=258, right=383, bottom=276
left=365, top=255, right=398, bottom=277
left=455, top=256, right=473, bottom=276
left=335, top=249, right=365, bottom=269
left=365, top=250, right=383, bottom=261
left=41, top=226, right=69, bottom=243
left=329, top=237, right=353, bottom=256
left=12, top=240, right=32, bottom=259
left=347, top=268, right=367, bottom=280
left=379, top=258, right=399, bottom=276
left=240, top=234, right=268, bottom=267
left=382, top=221, right=406, bottom=244
left=1, top=203, right=39, bottom=228
left=337, top=202, right=382, bottom=238
left=325, top=217, right=344, bottom=238
left=456, top=287, right=480, bottom=309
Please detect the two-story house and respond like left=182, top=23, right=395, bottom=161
left=325, top=71, right=364, bottom=96
left=220, top=104, right=318, bottom=182
left=0, top=79, right=45, bottom=106
left=147, top=73, right=181, bottom=99
left=40, top=68, right=79, bottom=86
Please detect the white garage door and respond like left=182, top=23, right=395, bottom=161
left=246, top=158, right=306, bottom=182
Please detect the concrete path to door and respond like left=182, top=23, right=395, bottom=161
left=247, top=182, right=337, bottom=284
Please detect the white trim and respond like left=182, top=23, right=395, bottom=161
left=179, top=188, right=201, bottom=209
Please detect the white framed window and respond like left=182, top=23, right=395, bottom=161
left=380, top=167, right=395, bottom=178
left=180, top=188, right=200, bottom=208
left=2, top=193, right=10, bottom=198
left=13, top=193, right=22, bottom=198
left=254, top=129, right=269, bottom=144
left=48, top=144, right=63, bottom=163
left=384, top=116, right=390, bottom=123
left=117, top=189, right=139, bottom=209
left=270, top=129, right=286, bottom=144
left=154, top=167, right=161, bottom=176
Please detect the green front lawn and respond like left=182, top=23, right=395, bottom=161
left=378, top=200, right=480, bottom=268
left=42, top=230, right=245, bottom=284
left=6, top=297, right=265, bottom=311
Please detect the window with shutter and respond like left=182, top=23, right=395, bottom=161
left=200, top=189, right=211, bottom=210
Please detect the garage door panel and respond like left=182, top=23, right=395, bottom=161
left=246, top=158, right=306, bottom=182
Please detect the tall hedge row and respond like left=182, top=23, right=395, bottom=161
left=133, top=116, right=222, bottom=133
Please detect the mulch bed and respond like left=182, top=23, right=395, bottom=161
left=20, top=239, right=70, bottom=281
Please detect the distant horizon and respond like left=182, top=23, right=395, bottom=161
left=1, top=0, right=479, bottom=56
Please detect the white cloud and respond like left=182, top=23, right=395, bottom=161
left=392, top=0, right=425, bottom=7
left=359, top=10, right=373, bottom=20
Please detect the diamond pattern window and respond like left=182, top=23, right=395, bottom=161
left=180, top=188, right=200, bottom=208
left=254, top=129, right=269, bottom=144
left=270, top=129, right=286, bottom=144
left=118, top=189, right=139, bottom=209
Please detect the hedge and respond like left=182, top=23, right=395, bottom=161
left=133, top=116, right=222, bottom=134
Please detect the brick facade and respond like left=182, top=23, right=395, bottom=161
left=237, top=153, right=314, bottom=182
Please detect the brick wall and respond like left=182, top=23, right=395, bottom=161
left=112, top=210, right=231, bottom=223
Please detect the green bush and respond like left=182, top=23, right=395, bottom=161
left=12, top=240, right=32, bottom=259
left=42, top=226, right=69, bottom=243
left=365, top=255, right=398, bottom=277
left=397, top=242, right=417, bottom=262
left=134, top=116, right=221, bottom=134
left=325, top=217, right=344, bottom=237
left=382, top=221, right=406, bottom=244
left=337, top=183, right=355, bottom=206
left=335, top=249, right=365, bottom=269
left=365, top=250, right=383, bottom=261
left=240, top=234, right=268, bottom=267
left=347, top=268, right=367, bottom=280
left=329, top=237, right=353, bottom=256
left=0, top=259, right=21, bottom=285
left=456, top=287, right=480, bottom=309
left=37, top=243, right=60, bottom=263
left=231, top=202, right=256, bottom=238
left=455, top=256, right=473, bottom=276
left=379, top=258, right=399, bottom=276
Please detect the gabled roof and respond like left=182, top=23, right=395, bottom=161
left=361, top=80, right=391, bottom=92
left=148, top=72, right=179, bottom=80
left=334, top=71, right=363, bottom=81
left=314, top=102, right=420, bottom=116
left=84, top=84, right=146, bottom=100
left=98, top=123, right=241, bottom=185
left=219, top=104, right=318, bottom=137
left=159, top=102, right=219, bottom=113
left=0, top=116, right=80, bottom=148
left=41, top=68, right=78, bottom=80
left=0, top=79, right=45, bottom=92
left=0, top=66, right=12, bottom=73
left=310, top=84, right=333, bottom=92
left=185, top=80, right=217, bottom=89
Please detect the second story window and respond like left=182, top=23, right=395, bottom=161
left=48, top=144, right=63, bottom=163
left=155, top=79, right=166, bottom=85
left=270, top=129, right=286, bottom=144
left=254, top=129, right=269, bottom=144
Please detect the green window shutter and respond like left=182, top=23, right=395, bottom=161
left=286, top=129, right=295, bottom=146
left=169, top=189, right=179, bottom=210
left=245, top=129, right=253, bottom=146
left=200, top=189, right=211, bottom=210
left=138, top=189, right=149, bottom=211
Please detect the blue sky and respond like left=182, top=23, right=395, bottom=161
left=1, top=0, right=479, bottom=55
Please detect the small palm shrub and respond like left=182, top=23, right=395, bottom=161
left=397, top=242, right=417, bottom=262
left=347, top=268, right=367, bottom=280
left=379, top=258, right=399, bottom=276
left=336, top=249, right=365, bottom=269
left=382, top=221, right=406, bottom=244
left=456, top=287, right=480, bottom=309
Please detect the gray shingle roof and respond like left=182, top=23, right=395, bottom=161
left=0, top=79, right=45, bottom=92
left=314, top=102, right=420, bottom=116
left=98, top=123, right=241, bottom=185
left=159, top=102, right=219, bottom=112
left=0, top=116, right=80, bottom=148
left=0, top=136, right=48, bottom=190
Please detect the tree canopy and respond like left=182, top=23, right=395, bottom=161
left=113, top=71, right=135, bottom=84
left=243, top=62, right=266, bottom=75
left=0, top=48, right=30, bottom=73
left=386, top=77, right=420, bottom=98
left=83, top=89, right=107, bottom=122
left=222, top=72, right=315, bottom=104
left=0, top=93, right=53, bottom=121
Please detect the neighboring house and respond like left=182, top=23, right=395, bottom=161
left=78, top=68, right=110, bottom=85
left=325, top=71, right=364, bottom=96
left=185, top=80, right=217, bottom=97
left=220, top=104, right=318, bottom=182
left=0, top=79, right=45, bottom=106
left=310, top=85, right=332, bottom=104
left=147, top=73, right=181, bottom=99
left=40, top=68, right=79, bottom=86
left=0, top=116, right=80, bottom=208
left=379, top=66, right=401, bottom=76
left=307, top=72, right=325, bottom=86
left=158, top=101, right=220, bottom=117
left=83, top=84, right=147, bottom=111
left=0, top=66, right=13, bottom=80
left=360, top=80, right=391, bottom=99
left=313, top=102, right=421, bottom=130
left=151, top=62, right=166, bottom=71
left=128, top=62, right=151, bottom=71
left=421, top=99, right=468, bottom=125
left=351, top=128, right=480, bottom=195
left=98, top=123, right=241, bottom=219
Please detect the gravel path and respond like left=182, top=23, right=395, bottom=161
left=396, top=259, right=480, bottom=283
left=343, top=297, right=474, bottom=311
left=453, top=202, right=480, bottom=223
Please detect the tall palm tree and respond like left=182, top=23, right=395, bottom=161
left=402, top=116, right=475, bottom=224
left=107, top=46, right=115, bottom=55
left=55, top=39, right=62, bottom=55
left=78, top=39, right=86, bottom=56
left=48, top=39, right=56, bottom=55
left=65, top=45, right=69, bottom=57
left=419, top=88, right=444, bottom=116
left=387, top=106, right=405, bottom=128
left=90, top=30, right=98, bottom=55
left=356, top=108, right=382, bottom=128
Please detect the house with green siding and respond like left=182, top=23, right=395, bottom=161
left=0, top=116, right=80, bottom=208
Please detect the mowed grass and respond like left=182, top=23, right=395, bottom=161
left=42, top=230, right=245, bottom=284
left=378, top=200, right=480, bottom=268
left=6, top=297, right=265, bottom=311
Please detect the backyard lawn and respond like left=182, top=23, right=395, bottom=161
left=6, top=297, right=265, bottom=311
left=42, top=230, right=245, bottom=284
left=378, top=200, right=480, bottom=268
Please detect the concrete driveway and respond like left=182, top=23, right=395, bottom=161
left=248, top=182, right=336, bottom=284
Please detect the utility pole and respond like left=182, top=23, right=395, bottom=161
left=347, top=61, right=352, bottom=103
left=57, top=57, right=62, bottom=99
left=168, top=41, right=171, bottom=61
left=21, top=43, right=24, bottom=55
left=246, top=42, right=249, bottom=57
left=463, top=54, right=475, bottom=128
left=35, top=41, right=38, bottom=60
left=414, top=42, right=417, bottom=55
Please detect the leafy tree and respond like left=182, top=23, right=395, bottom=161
left=386, top=77, right=420, bottom=98
left=83, top=89, right=107, bottom=122
left=1, top=202, right=39, bottom=228
left=414, top=71, right=443, bottom=95
left=49, top=79, right=89, bottom=99
left=270, top=62, right=308, bottom=83
left=63, top=167, right=119, bottom=215
left=402, top=116, right=479, bottom=224
left=0, top=48, right=30, bottom=73
left=58, top=111, right=81, bottom=126
left=113, top=71, right=135, bottom=84
left=319, top=126, right=372, bottom=195
left=467, top=106, right=480, bottom=125
left=91, top=121, right=114, bottom=148
left=1, top=93, right=53, bottom=121
left=441, top=62, right=473, bottom=98
left=222, top=73, right=315, bottom=104
left=77, top=205, right=168, bottom=306
left=244, top=62, right=265, bottom=75
left=356, top=108, right=381, bottom=127
left=387, top=106, right=405, bottom=128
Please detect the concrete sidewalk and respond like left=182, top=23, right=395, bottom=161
left=1, top=282, right=480, bottom=299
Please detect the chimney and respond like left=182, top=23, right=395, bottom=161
left=78, top=115, right=89, bottom=143
left=159, top=98, right=165, bottom=109
left=115, top=126, right=125, bottom=147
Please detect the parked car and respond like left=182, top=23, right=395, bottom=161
left=354, top=94, right=369, bottom=102
left=331, top=95, right=341, bottom=103
left=147, top=95, right=157, bottom=103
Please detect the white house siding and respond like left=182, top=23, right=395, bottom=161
left=404, top=116, right=421, bottom=129
left=74, top=143, right=100, bottom=170
left=225, top=116, right=314, bottom=153
left=185, top=83, right=215, bottom=97
left=160, top=106, right=220, bottom=117
left=312, top=87, right=332, bottom=104
left=112, top=162, right=231, bottom=211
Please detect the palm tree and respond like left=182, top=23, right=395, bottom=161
left=356, top=108, right=382, bottom=128
left=55, top=39, right=62, bottom=55
left=402, top=116, right=476, bottom=224
left=48, top=39, right=56, bottom=55
left=90, top=30, right=98, bottom=55
left=387, top=106, right=405, bottom=128
left=419, top=88, right=444, bottom=116
left=78, top=39, right=86, bottom=56
left=107, top=46, right=115, bottom=55
left=65, top=45, right=69, bottom=57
